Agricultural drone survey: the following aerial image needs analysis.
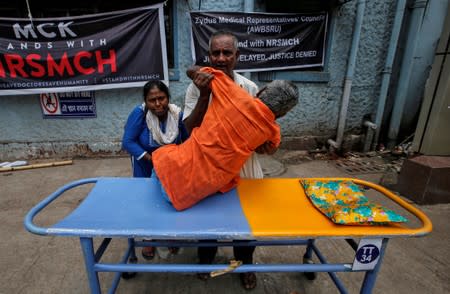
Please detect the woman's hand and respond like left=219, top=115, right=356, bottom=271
left=143, top=153, right=152, bottom=162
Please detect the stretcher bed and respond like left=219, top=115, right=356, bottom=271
left=24, top=177, right=432, bottom=294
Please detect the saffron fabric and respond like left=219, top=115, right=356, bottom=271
left=153, top=67, right=281, bottom=211
left=183, top=71, right=263, bottom=179
left=301, top=179, right=408, bottom=225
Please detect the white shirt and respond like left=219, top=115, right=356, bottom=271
left=183, top=71, right=263, bottom=179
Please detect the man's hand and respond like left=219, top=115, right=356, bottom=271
left=255, top=141, right=278, bottom=155
left=186, top=65, right=213, bottom=97
left=193, top=72, right=214, bottom=97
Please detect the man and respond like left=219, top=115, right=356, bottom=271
left=152, top=67, right=298, bottom=290
left=181, top=31, right=278, bottom=290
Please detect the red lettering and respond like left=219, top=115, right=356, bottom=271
left=0, top=59, right=5, bottom=78
left=73, top=51, right=94, bottom=74
left=96, top=49, right=117, bottom=73
left=5, top=54, right=28, bottom=78
left=26, top=54, right=45, bottom=78
left=1, top=49, right=119, bottom=80
left=47, top=52, right=74, bottom=77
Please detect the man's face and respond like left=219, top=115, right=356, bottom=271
left=209, top=35, right=239, bottom=79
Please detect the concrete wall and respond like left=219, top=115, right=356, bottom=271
left=0, top=0, right=401, bottom=160
left=277, top=1, right=396, bottom=149
left=399, top=0, right=449, bottom=135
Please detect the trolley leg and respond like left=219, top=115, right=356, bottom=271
left=360, top=238, right=389, bottom=294
left=128, top=238, right=137, bottom=261
left=304, top=239, right=314, bottom=259
left=303, top=239, right=317, bottom=280
left=80, top=237, right=101, bottom=294
left=121, top=238, right=137, bottom=279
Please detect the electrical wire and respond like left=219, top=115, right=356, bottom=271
left=25, top=0, right=34, bottom=27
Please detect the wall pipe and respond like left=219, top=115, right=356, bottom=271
left=364, top=0, right=408, bottom=151
left=328, top=0, right=366, bottom=150
left=386, top=0, right=428, bottom=149
left=242, top=0, right=254, bottom=80
left=362, top=120, right=377, bottom=152
left=244, top=0, right=254, bottom=12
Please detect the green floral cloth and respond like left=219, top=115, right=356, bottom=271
left=301, top=179, right=408, bottom=225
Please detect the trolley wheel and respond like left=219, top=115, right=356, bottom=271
left=303, top=255, right=317, bottom=280
left=121, top=256, right=138, bottom=279
left=304, top=271, right=317, bottom=280
left=121, top=272, right=137, bottom=279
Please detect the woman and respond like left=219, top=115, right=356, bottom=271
left=122, top=80, right=188, bottom=259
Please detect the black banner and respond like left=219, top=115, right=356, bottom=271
left=0, top=4, right=167, bottom=95
left=190, top=11, right=328, bottom=72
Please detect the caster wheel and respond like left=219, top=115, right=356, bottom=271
left=121, top=272, right=137, bottom=279
left=304, top=271, right=317, bottom=280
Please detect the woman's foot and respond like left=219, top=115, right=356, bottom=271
left=240, top=272, right=257, bottom=290
left=141, top=246, right=155, bottom=260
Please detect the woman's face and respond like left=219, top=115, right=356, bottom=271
left=145, top=87, right=169, bottom=119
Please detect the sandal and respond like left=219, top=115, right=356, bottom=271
left=240, top=272, right=257, bottom=290
left=141, top=246, right=155, bottom=260
left=168, top=247, right=179, bottom=254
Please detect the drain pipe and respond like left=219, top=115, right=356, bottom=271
left=365, top=0, right=408, bottom=151
left=386, top=0, right=428, bottom=149
left=244, top=0, right=254, bottom=12
left=328, top=0, right=366, bottom=150
left=362, top=120, right=377, bottom=152
left=243, top=0, right=254, bottom=80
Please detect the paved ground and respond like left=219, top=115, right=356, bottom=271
left=0, top=151, right=448, bottom=294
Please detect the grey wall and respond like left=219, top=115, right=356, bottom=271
left=0, top=0, right=428, bottom=160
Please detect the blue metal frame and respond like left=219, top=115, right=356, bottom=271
left=24, top=178, right=390, bottom=294
left=75, top=236, right=388, bottom=294
left=360, top=239, right=389, bottom=294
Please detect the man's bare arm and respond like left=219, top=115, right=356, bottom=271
left=183, top=66, right=214, bottom=134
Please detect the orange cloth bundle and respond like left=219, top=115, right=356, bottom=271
left=153, top=67, right=281, bottom=210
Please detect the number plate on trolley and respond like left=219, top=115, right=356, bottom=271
left=352, top=238, right=382, bottom=270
